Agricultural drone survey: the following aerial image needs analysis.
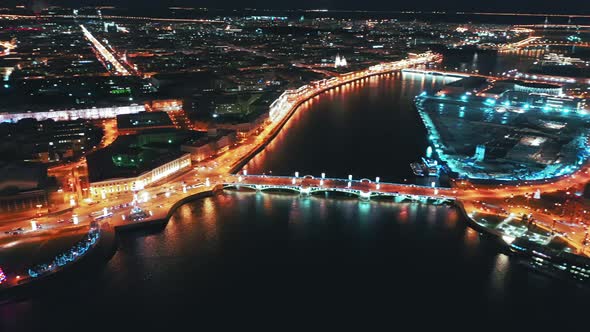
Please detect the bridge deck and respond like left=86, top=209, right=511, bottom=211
left=224, top=175, right=456, bottom=201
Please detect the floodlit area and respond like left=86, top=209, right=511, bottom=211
left=415, top=79, right=590, bottom=181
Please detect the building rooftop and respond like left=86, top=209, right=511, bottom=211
left=117, top=111, right=174, bottom=130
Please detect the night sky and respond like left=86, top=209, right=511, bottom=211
left=6, top=0, right=590, bottom=14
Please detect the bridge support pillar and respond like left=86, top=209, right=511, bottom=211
left=394, top=195, right=405, bottom=203
left=299, top=187, right=311, bottom=196
left=255, top=185, right=262, bottom=192
left=359, top=191, right=371, bottom=201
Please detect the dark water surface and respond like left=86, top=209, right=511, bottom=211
left=245, top=72, right=454, bottom=183
left=2, top=67, right=589, bottom=331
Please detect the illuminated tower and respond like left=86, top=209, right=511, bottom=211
left=544, top=16, right=548, bottom=29
left=340, top=56, right=347, bottom=67
left=335, top=54, right=347, bottom=68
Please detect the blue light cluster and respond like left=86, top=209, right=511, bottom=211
left=414, top=98, right=590, bottom=182
left=28, top=225, right=100, bottom=278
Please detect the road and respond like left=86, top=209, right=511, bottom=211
left=80, top=25, right=131, bottom=76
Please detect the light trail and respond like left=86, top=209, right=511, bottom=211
left=80, top=25, right=130, bottom=76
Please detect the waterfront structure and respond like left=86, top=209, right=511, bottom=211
left=415, top=79, right=590, bottom=181
left=89, top=153, right=191, bottom=197
left=540, top=53, right=587, bottom=66
left=0, top=105, right=146, bottom=123
left=226, top=175, right=453, bottom=203
left=514, top=82, right=563, bottom=96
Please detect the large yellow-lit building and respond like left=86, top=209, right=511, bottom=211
left=89, top=153, right=191, bottom=198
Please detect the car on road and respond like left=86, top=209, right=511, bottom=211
left=6, top=227, right=25, bottom=235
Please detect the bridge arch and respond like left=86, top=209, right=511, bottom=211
left=259, top=186, right=301, bottom=194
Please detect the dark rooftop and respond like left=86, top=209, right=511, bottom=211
left=116, top=111, right=174, bottom=130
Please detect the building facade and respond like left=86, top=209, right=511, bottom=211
left=89, top=153, right=191, bottom=197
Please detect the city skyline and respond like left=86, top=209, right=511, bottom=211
left=1, top=5, right=589, bottom=330
left=3, top=0, right=590, bottom=14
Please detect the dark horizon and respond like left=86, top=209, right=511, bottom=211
left=5, top=0, right=590, bottom=15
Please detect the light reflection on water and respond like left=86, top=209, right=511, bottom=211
left=244, top=72, right=451, bottom=182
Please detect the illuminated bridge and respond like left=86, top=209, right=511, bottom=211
left=510, top=40, right=590, bottom=49
left=223, top=174, right=456, bottom=204
left=498, top=37, right=590, bottom=51
left=401, top=68, right=495, bottom=80
left=498, top=36, right=543, bottom=51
